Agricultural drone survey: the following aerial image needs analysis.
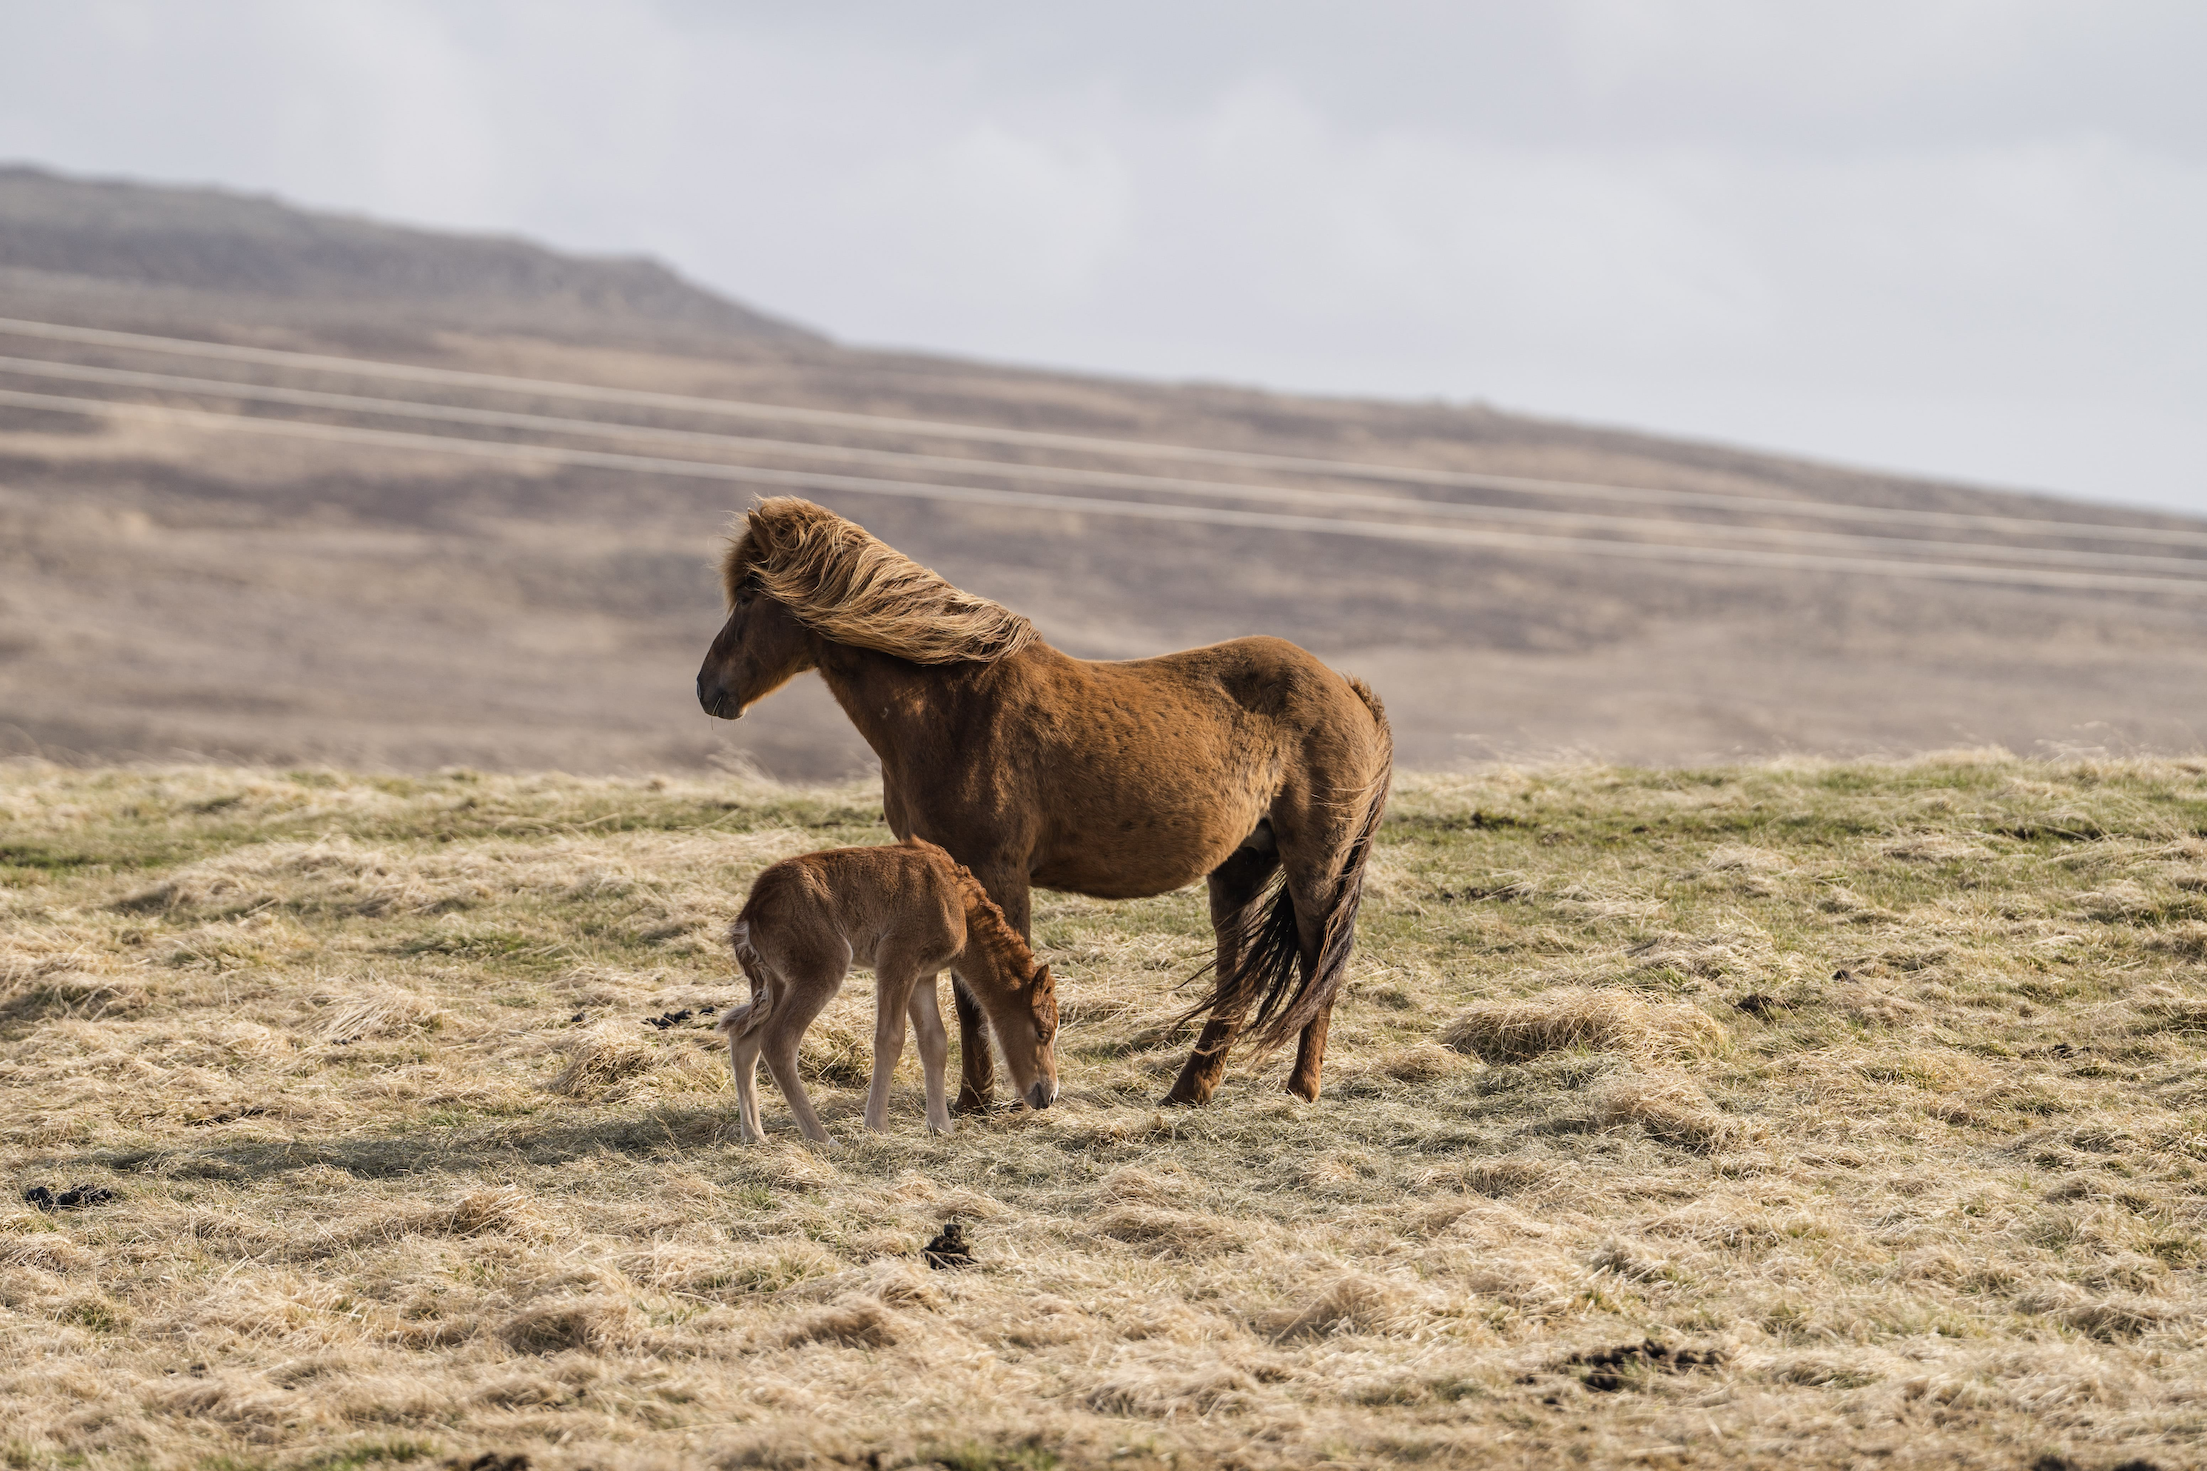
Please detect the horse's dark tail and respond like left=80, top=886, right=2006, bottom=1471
left=1183, top=680, right=1394, bottom=1056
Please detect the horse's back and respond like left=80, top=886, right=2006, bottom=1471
left=1028, top=636, right=1384, bottom=788
left=983, top=638, right=1385, bottom=898
left=1046, top=637, right=1371, bottom=730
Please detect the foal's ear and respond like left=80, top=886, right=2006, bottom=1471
left=1030, top=963, right=1059, bottom=1036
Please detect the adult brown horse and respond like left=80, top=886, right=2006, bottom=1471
left=696, top=498, right=1392, bottom=1109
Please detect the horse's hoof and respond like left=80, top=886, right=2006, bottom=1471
left=951, top=1092, right=995, bottom=1116
left=1284, top=1079, right=1320, bottom=1102
left=1158, top=1087, right=1211, bottom=1108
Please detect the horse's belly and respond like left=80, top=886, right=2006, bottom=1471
left=1031, top=853, right=1216, bottom=900
left=1029, top=805, right=1261, bottom=899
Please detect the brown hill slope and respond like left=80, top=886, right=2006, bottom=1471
left=4, top=166, right=2207, bottom=777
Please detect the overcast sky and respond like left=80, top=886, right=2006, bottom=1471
left=2, top=1, right=2202, bottom=510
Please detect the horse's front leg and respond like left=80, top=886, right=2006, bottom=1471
left=948, top=976, right=996, bottom=1115
left=1164, top=845, right=1279, bottom=1106
left=952, top=862, right=1031, bottom=1114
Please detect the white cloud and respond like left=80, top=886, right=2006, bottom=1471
left=0, top=0, right=2202, bottom=508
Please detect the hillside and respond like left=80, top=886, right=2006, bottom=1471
left=0, top=164, right=815, bottom=345
left=6, top=165, right=2207, bottom=776
left=5, top=757, right=2206, bottom=1468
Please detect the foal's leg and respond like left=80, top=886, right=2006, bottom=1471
left=951, top=863, right=1030, bottom=1113
left=865, top=955, right=927, bottom=1132
left=728, top=1022, right=769, bottom=1144
left=726, top=960, right=773, bottom=1143
left=760, top=962, right=843, bottom=1146
left=909, top=974, right=952, bottom=1134
left=1163, top=844, right=1280, bottom=1107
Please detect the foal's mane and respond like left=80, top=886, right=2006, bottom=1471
left=722, top=498, right=1037, bottom=665
left=906, top=838, right=1040, bottom=987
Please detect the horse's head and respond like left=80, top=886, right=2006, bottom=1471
left=1000, top=960, right=1061, bottom=1111
left=697, top=580, right=818, bottom=720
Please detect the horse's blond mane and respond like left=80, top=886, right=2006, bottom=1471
left=722, top=498, right=1037, bottom=665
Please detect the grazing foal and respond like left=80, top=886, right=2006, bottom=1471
left=718, top=838, right=1059, bottom=1144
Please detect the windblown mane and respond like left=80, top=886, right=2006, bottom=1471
left=722, top=498, right=1037, bottom=665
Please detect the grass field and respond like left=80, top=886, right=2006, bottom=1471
left=6, top=757, right=2207, bottom=1470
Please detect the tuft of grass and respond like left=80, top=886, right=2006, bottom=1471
left=1440, top=986, right=1726, bottom=1063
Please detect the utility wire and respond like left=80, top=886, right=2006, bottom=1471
left=8, top=353, right=2205, bottom=577
left=2, top=313, right=2198, bottom=550
left=7, top=383, right=2207, bottom=597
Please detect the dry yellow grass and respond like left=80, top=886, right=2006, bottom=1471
left=7, top=756, right=2207, bottom=1469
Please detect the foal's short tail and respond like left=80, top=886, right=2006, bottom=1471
left=1199, top=679, right=1394, bottom=1055
left=717, top=919, right=774, bottom=1040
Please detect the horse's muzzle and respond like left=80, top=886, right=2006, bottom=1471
left=696, top=674, right=742, bottom=720
left=1027, top=1081, right=1056, bottom=1110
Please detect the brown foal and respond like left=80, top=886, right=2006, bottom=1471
left=718, top=837, right=1060, bottom=1145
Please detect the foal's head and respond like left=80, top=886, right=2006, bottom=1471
left=1004, top=958, right=1061, bottom=1112
left=952, top=881, right=1062, bottom=1111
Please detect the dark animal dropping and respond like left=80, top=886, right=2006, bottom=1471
left=1563, top=1339, right=1724, bottom=1391
left=25, top=1184, right=119, bottom=1211
left=922, top=1220, right=974, bottom=1270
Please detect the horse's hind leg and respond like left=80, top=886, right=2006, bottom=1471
left=1276, top=834, right=1350, bottom=1103
left=1163, top=844, right=1279, bottom=1107
left=1287, top=1011, right=1333, bottom=1103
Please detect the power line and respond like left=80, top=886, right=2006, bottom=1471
left=8, top=383, right=2207, bottom=597
left=10, top=353, right=2206, bottom=577
left=2, top=313, right=2199, bottom=550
